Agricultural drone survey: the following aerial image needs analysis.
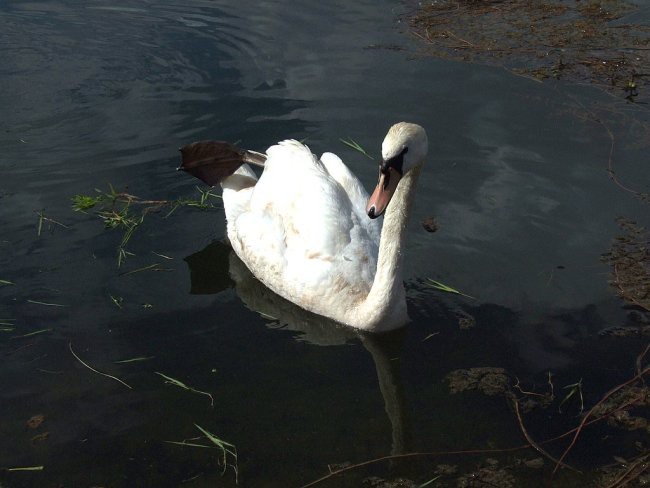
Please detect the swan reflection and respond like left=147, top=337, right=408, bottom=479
left=185, top=240, right=412, bottom=455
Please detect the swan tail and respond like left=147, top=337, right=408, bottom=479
left=178, top=140, right=266, bottom=187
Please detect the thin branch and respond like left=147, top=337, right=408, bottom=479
left=551, top=363, right=650, bottom=478
left=512, top=398, right=580, bottom=473
left=605, top=454, right=650, bottom=488
left=299, top=445, right=532, bottom=488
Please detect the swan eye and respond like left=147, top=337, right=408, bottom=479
left=382, top=170, right=391, bottom=190
left=380, top=146, right=408, bottom=175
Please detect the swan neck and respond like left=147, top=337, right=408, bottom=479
left=362, top=163, right=422, bottom=328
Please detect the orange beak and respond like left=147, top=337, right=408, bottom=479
left=366, top=167, right=402, bottom=219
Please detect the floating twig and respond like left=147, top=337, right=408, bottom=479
left=551, top=345, right=650, bottom=480
left=36, top=210, right=69, bottom=236
left=512, top=398, right=580, bottom=473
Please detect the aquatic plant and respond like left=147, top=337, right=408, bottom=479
left=166, top=424, right=238, bottom=483
left=71, top=184, right=222, bottom=267
left=301, top=346, right=650, bottom=487
left=68, top=342, right=132, bottom=390
left=425, top=278, right=475, bottom=299
left=339, top=137, right=374, bottom=160
left=409, top=0, right=650, bottom=100
left=36, top=210, right=69, bottom=237
left=155, top=372, right=214, bottom=407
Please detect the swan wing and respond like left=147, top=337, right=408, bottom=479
left=228, top=140, right=379, bottom=311
left=320, top=151, right=381, bottom=245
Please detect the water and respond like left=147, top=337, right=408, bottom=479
left=1, top=1, right=649, bottom=486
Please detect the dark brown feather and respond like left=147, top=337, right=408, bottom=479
left=178, top=140, right=247, bottom=186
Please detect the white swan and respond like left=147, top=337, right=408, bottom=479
left=179, top=122, right=428, bottom=332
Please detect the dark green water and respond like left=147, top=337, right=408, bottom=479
left=1, top=1, right=649, bottom=487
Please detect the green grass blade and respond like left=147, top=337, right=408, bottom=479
left=119, top=263, right=170, bottom=277
left=164, top=440, right=216, bottom=449
left=195, top=424, right=236, bottom=449
left=11, top=328, right=52, bottom=339
left=418, top=475, right=441, bottom=488
left=156, top=372, right=214, bottom=406
left=26, top=299, right=65, bottom=307
left=339, top=137, right=374, bottom=160
left=113, top=356, right=154, bottom=364
left=425, top=279, right=475, bottom=299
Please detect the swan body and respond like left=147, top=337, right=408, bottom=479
left=180, top=122, right=428, bottom=331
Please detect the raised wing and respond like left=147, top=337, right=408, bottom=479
left=178, top=140, right=266, bottom=186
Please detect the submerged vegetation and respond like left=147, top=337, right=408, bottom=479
left=303, top=346, right=650, bottom=487
left=166, top=424, right=238, bottom=483
left=155, top=372, right=215, bottom=407
left=409, top=0, right=650, bottom=100
left=604, top=219, right=650, bottom=313
left=71, top=184, right=221, bottom=267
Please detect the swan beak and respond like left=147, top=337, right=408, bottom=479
left=366, top=167, right=401, bottom=219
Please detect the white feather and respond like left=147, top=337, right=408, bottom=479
left=220, top=123, right=428, bottom=331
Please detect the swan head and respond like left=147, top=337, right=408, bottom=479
left=366, top=122, right=428, bottom=219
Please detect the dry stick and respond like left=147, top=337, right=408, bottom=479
left=513, top=377, right=549, bottom=398
left=116, top=193, right=171, bottom=206
left=542, top=395, right=646, bottom=447
left=551, top=348, right=650, bottom=479
left=564, top=91, right=643, bottom=198
left=606, top=456, right=650, bottom=488
left=637, top=343, right=650, bottom=377
left=303, top=345, right=650, bottom=487
left=69, top=342, right=132, bottom=390
left=301, top=387, right=648, bottom=488
left=299, top=445, right=535, bottom=488
left=512, top=398, right=581, bottom=474
left=601, top=120, right=641, bottom=197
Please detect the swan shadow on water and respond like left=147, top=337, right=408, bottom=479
left=184, top=239, right=412, bottom=457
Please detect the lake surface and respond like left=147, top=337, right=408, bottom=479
left=2, top=1, right=649, bottom=487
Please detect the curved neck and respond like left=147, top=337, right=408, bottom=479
left=359, top=163, right=422, bottom=330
